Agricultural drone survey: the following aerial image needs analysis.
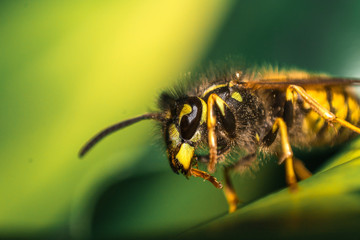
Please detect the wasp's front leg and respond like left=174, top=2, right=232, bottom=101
left=189, top=168, right=223, bottom=189
left=207, top=93, right=235, bottom=173
left=207, top=93, right=219, bottom=173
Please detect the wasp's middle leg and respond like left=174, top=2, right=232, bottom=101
left=223, top=153, right=257, bottom=213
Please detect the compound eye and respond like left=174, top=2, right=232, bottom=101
left=179, top=97, right=202, bottom=140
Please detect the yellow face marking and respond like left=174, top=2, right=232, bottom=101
left=176, top=143, right=194, bottom=171
left=199, top=97, right=207, bottom=124
left=169, top=124, right=180, bottom=147
left=190, top=130, right=201, bottom=142
left=231, top=92, right=243, bottom=102
left=179, top=104, right=192, bottom=125
left=202, top=84, right=227, bottom=97
left=255, top=133, right=260, bottom=142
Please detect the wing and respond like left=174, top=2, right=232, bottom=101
left=239, top=77, right=360, bottom=89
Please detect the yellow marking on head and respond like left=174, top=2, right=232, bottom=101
left=255, top=133, right=260, bottom=142
left=169, top=124, right=180, bottom=147
left=190, top=130, right=201, bottom=142
left=176, top=143, right=194, bottom=171
left=179, top=104, right=192, bottom=125
left=231, top=92, right=243, bottom=102
left=199, top=97, right=207, bottom=124
left=202, top=84, right=227, bottom=97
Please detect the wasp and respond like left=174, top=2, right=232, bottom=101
left=79, top=65, right=360, bottom=213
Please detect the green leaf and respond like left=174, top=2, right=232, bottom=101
left=85, top=138, right=360, bottom=239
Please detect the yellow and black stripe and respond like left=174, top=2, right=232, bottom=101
left=301, top=86, right=360, bottom=145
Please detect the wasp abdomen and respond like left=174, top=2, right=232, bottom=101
left=295, top=86, right=360, bottom=147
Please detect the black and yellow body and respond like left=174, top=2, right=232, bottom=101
left=155, top=68, right=360, bottom=212
left=79, top=66, right=360, bottom=213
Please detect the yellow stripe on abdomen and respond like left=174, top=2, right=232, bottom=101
left=347, top=94, right=360, bottom=126
left=301, top=87, right=360, bottom=146
left=302, top=88, right=330, bottom=134
left=331, top=89, right=348, bottom=121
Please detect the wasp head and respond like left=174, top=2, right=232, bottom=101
left=159, top=93, right=207, bottom=175
left=79, top=91, right=221, bottom=188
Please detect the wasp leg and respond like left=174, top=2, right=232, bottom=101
left=189, top=168, right=223, bottom=189
left=207, top=93, right=220, bottom=173
left=207, top=93, right=230, bottom=173
left=293, top=157, right=312, bottom=180
left=288, top=85, right=360, bottom=134
left=268, top=118, right=298, bottom=191
left=223, top=167, right=240, bottom=213
left=223, top=153, right=256, bottom=213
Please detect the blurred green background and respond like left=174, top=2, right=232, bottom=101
left=1, top=0, right=360, bottom=239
